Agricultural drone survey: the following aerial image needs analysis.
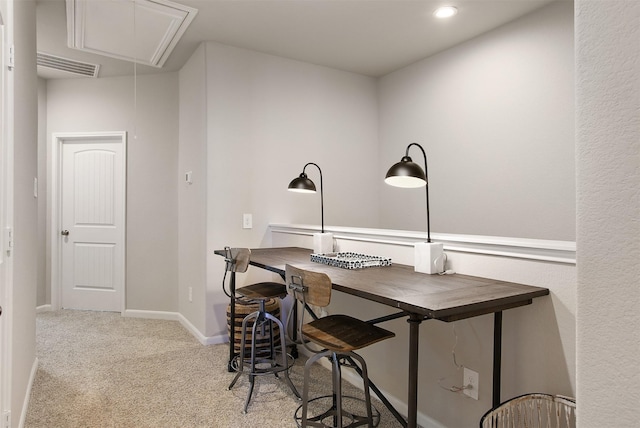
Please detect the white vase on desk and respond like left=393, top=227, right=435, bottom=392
left=414, top=242, right=444, bottom=274
left=313, top=232, right=334, bottom=254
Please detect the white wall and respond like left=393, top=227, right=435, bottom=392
left=7, top=0, right=38, bottom=426
left=178, top=44, right=208, bottom=334
left=575, top=0, right=640, bottom=426
left=200, top=42, right=380, bottom=338
left=45, top=73, right=179, bottom=312
left=378, top=1, right=575, bottom=241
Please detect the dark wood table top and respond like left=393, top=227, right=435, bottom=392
left=217, top=247, right=550, bottom=322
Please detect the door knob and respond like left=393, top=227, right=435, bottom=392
left=61, top=230, right=70, bottom=236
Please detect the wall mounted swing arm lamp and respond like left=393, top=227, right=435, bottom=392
left=288, top=162, right=324, bottom=233
left=385, top=142, right=431, bottom=243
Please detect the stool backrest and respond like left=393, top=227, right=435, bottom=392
left=224, top=247, right=251, bottom=273
left=285, top=264, right=332, bottom=308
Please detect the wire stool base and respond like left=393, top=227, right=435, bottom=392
left=294, top=395, right=381, bottom=428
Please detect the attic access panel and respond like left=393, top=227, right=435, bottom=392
left=66, top=0, right=197, bottom=68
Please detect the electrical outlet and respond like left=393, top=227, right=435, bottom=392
left=188, top=287, right=193, bottom=302
left=243, top=213, right=252, bottom=229
left=463, top=368, right=479, bottom=400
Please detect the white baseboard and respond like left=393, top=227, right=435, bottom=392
left=122, top=309, right=181, bottom=321
left=19, top=357, right=39, bottom=428
left=175, top=313, right=227, bottom=346
left=122, top=309, right=227, bottom=346
left=36, top=305, right=52, bottom=313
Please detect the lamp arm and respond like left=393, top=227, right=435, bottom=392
left=406, top=143, right=430, bottom=243
left=302, top=162, right=324, bottom=233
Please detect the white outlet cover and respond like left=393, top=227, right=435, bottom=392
left=463, top=367, right=479, bottom=400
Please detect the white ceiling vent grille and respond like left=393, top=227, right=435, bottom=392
left=37, top=52, right=100, bottom=78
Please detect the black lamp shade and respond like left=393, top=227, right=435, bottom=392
left=288, top=173, right=316, bottom=193
left=384, top=143, right=432, bottom=242
left=288, top=163, right=325, bottom=233
left=384, top=156, right=427, bottom=188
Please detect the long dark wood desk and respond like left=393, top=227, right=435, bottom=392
left=217, top=247, right=549, bottom=428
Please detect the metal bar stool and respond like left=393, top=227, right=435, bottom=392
left=285, top=264, right=395, bottom=428
left=222, top=247, right=300, bottom=413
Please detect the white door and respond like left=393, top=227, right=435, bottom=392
left=60, top=137, right=126, bottom=311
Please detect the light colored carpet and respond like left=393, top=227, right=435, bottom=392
left=25, top=310, right=403, bottom=428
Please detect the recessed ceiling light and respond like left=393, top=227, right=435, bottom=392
left=433, top=6, right=458, bottom=19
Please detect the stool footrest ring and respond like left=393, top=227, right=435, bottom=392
left=294, top=395, right=381, bottom=428
left=230, top=352, right=296, bottom=375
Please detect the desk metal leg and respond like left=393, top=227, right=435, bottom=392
left=492, top=311, right=502, bottom=408
left=407, top=313, right=423, bottom=428
left=346, top=356, right=407, bottom=427
left=228, top=272, right=237, bottom=372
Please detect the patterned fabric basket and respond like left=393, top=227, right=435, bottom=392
left=480, top=393, right=576, bottom=428
left=310, top=252, right=392, bottom=269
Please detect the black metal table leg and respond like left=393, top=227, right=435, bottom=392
left=407, top=313, right=423, bottom=428
left=228, top=271, right=237, bottom=372
left=493, top=311, right=503, bottom=408
left=347, top=355, right=407, bottom=427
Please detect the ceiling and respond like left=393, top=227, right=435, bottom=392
left=36, top=0, right=558, bottom=80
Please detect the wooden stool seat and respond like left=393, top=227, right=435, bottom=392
left=237, top=281, right=287, bottom=300
left=302, top=314, right=394, bottom=353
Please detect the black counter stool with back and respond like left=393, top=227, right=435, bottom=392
left=286, top=264, right=395, bottom=428
left=222, top=247, right=300, bottom=413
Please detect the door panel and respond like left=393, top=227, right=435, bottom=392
left=61, top=141, right=124, bottom=311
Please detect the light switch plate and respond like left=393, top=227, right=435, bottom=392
left=243, top=213, right=252, bottom=229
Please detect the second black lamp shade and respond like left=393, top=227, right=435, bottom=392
left=288, top=162, right=324, bottom=233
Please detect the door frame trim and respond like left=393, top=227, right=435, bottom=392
left=50, top=131, right=127, bottom=312
left=0, top=6, right=13, bottom=421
